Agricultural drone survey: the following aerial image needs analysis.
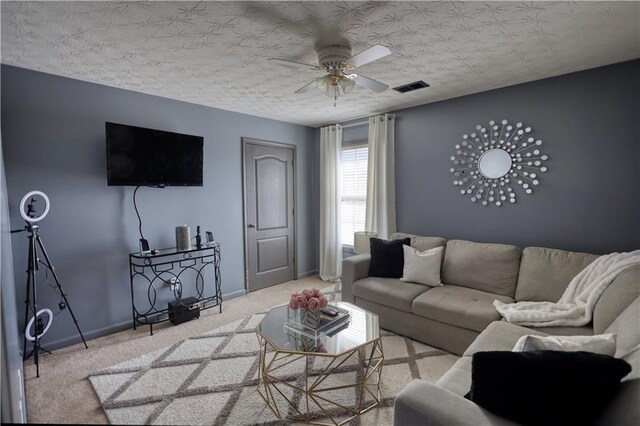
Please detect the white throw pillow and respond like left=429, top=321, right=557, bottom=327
left=512, top=334, right=617, bottom=356
left=400, top=245, right=443, bottom=287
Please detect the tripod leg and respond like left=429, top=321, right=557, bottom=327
left=35, top=235, right=89, bottom=349
left=31, top=234, right=40, bottom=378
left=22, top=237, right=33, bottom=360
left=27, top=344, right=52, bottom=358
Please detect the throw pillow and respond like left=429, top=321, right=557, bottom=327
left=465, top=350, right=631, bottom=426
left=400, top=245, right=444, bottom=286
left=513, top=334, right=617, bottom=356
left=368, top=237, right=411, bottom=278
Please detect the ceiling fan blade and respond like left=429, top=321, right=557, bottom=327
left=353, top=74, right=388, bottom=93
left=294, top=80, right=317, bottom=94
left=346, top=45, right=391, bottom=68
left=268, top=58, right=318, bottom=70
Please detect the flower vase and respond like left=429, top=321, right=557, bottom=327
left=302, top=308, right=321, bottom=330
left=297, top=336, right=316, bottom=352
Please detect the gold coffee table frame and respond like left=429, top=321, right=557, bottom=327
left=255, top=304, right=384, bottom=425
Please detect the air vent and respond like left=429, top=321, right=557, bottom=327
left=393, top=80, right=430, bottom=93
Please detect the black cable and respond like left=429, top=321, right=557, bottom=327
left=42, top=266, right=65, bottom=315
left=133, top=185, right=145, bottom=241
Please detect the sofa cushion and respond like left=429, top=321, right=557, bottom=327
left=412, top=285, right=514, bottom=332
left=515, top=247, right=599, bottom=302
left=464, top=321, right=547, bottom=356
left=368, top=237, right=410, bottom=278
left=524, top=324, right=593, bottom=337
left=353, top=277, right=431, bottom=312
left=391, top=232, right=446, bottom=252
left=605, top=297, right=640, bottom=380
left=594, top=265, right=640, bottom=334
left=466, top=321, right=594, bottom=357
left=442, top=240, right=521, bottom=297
left=436, top=356, right=472, bottom=396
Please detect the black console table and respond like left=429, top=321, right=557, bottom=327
left=129, top=243, right=222, bottom=335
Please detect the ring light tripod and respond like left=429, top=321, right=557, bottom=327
left=12, top=191, right=88, bottom=377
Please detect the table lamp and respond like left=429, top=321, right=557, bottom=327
left=353, top=231, right=378, bottom=254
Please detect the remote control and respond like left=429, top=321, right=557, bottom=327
left=320, top=307, right=339, bottom=317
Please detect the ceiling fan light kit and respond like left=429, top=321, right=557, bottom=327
left=316, top=74, right=355, bottom=99
left=270, top=44, right=391, bottom=106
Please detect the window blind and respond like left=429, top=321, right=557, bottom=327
left=341, top=144, right=368, bottom=247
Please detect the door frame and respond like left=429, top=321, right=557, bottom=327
left=241, top=137, right=297, bottom=293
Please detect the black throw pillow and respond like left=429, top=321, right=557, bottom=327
left=465, top=350, right=631, bottom=426
left=368, top=237, right=411, bottom=278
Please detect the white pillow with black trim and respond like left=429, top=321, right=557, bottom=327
left=400, top=245, right=443, bottom=287
left=512, top=334, right=617, bottom=356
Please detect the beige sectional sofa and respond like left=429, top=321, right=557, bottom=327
left=341, top=232, right=640, bottom=425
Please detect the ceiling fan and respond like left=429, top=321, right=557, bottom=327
left=269, top=44, right=391, bottom=106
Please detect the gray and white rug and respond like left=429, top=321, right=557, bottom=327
left=89, top=287, right=458, bottom=425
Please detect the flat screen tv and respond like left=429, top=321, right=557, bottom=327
left=106, top=122, right=203, bottom=186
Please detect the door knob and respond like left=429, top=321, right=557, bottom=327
left=247, top=223, right=256, bottom=228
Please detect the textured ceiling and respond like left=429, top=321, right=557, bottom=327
left=2, top=1, right=639, bottom=127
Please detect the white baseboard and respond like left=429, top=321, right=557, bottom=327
left=40, top=319, right=133, bottom=352
left=297, top=270, right=319, bottom=279
left=40, top=288, right=248, bottom=351
left=223, top=289, right=247, bottom=300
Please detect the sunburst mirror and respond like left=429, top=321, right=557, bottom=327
left=450, top=120, right=549, bottom=207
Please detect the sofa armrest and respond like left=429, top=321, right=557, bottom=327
left=341, top=254, right=370, bottom=304
left=394, top=379, right=517, bottom=426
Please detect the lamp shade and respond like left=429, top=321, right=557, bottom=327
left=353, top=231, right=378, bottom=254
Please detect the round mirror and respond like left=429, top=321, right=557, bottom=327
left=478, top=149, right=512, bottom=179
left=450, top=120, right=548, bottom=207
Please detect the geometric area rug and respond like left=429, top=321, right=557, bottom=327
left=89, top=304, right=458, bottom=424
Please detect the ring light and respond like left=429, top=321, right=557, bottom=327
left=25, top=308, right=53, bottom=342
left=20, top=191, right=50, bottom=223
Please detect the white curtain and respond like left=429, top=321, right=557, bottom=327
left=365, top=114, right=396, bottom=239
left=319, top=125, right=343, bottom=281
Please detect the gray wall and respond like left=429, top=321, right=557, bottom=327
left=1, top=65, right=318, bottom=349
left=393, top=60, right=640, bottom=254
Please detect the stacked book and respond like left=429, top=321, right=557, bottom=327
left=285, top=305, right=351, bottom=340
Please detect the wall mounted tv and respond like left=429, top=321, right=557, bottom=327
left=106, top=122, right=204, bottom=186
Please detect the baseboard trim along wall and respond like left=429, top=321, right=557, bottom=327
left=40, top=288, right=250, bottom=351
left=298, top=270, right=319, bottom=279
left=42, top=319, right=134, bottom=352
left=223, top=289, right=248, bottom=300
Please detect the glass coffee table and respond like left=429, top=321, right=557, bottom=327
left=255, top=302, right=383, bottom=425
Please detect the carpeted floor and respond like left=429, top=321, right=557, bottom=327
left=23, top=276, right=458, bottom=424
left=88, top=312, right=456, bottom=425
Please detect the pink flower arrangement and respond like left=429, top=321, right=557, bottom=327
left=289, top=288, right=329, bottom=312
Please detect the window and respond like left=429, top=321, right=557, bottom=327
left=341, top=143, right=368, bottom=247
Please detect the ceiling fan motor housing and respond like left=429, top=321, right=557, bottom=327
left=317, top=45, right=353, bottom=70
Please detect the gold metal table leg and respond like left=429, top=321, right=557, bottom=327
left=255, top=333, right=384, bottom=425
